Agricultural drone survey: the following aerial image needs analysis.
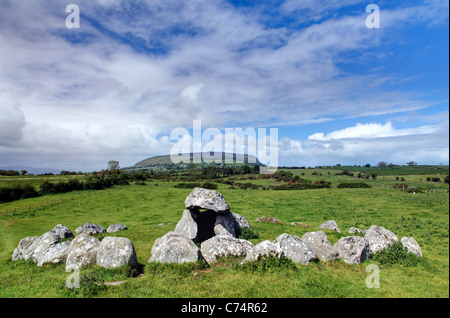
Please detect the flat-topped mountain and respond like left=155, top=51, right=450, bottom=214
left=128, top=152, right=263, bottom=170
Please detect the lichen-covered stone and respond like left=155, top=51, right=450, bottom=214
left=200, top=235, right=253, bottom=264
left=273, top=233, right=317, bottom=265
left=319, top=220, right=341, bottom=233
left=364, top=225, right=398, bottom=254
left=335, top=236, right=369, bottom=264
left=174, top=210, right=198, bottom=240
left=185, top=187, right=230, bottom=213
left=96, top=237, right=137, bottom=269
left=47, top=224, right=74, bottom=239
left=75, top=223, right=107, bottom=235
left=241, top=240, right=282, bottom=263
left=400, top=237, right=423, bottom=257
left=301, top=231, right=338, bottom=262
left=149, top=231, right=202, bottom=264
left=66, top=233, right=100, bottom=270
left=106, top=223, right=128, bottom=233
left=12, top=236, right=40, bottom=261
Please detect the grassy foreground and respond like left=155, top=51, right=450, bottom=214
left=0, top=180, right=448, bottom=298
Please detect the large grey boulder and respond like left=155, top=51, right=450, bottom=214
left=106, top=223, right=128, bottom=233
left=36, top=241, right=71, bottom=266
left=319, top=220, right=341, bottom=233
left=12, top=224, right=74, bottom=266
left=12, top=236, right=40, bottom=261
left=335, top=236, right=370, bottom=264
left=185, top=187, right=230, bottom=213
left=65, top=233, right=100, bottom=270
left=400, top=237, right=423, bottom=257
left=174, top=210, right=198, bottom=240
left=301, top=231, right=339, bottom=262
left=15, top=231, right=71, bottom=266
left=75, top=223, right=107, bottom=235
left=149, top=231, right=202, bottom=264
left=27, top=232, right=60, bottom=262
left=364, top=225, right=398, bottom=254
left=200, top=235, right=254, bottom=264
left=241, top=240, right=282, bottom=264
left=97, top=237, right=137, bottom=269
left=47, top=224, right=74, bottom=239
left=273, top=233, right=317, bottom=265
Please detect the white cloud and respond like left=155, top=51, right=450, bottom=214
left=307, top=122, right=441, bottom=140
left=282, top=120, right=449, bottom=166
left=0, top=0, right=447, bottom=170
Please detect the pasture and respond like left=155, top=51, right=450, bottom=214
left=0, top=167, right=448, bottom=298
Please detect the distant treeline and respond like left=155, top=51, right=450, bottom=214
left=0, top=172, right=130, bottom=203
left=0, top=170, right=21, bottom=176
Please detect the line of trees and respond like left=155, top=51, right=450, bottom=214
left=0, top=172, right=131, bottom=203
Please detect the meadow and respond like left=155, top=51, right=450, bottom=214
left=0, top=167, right=448, bottom=298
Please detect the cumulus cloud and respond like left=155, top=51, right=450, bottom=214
left=282, top=120, right=449, bottom=166
left=0, top=0, right=447, bottom=170
left=307, top=122, right=441, bottom=140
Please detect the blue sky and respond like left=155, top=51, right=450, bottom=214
left=0, top=0, right=448, bottom=171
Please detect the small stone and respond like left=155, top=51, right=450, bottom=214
left=319, top=220, right=341, bottom=233
left=107, top=223, right=128, bottom=233
left=75, top=223, right=107, bottom=235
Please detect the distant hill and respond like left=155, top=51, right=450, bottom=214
left=126, top=152, right=263, bottom=170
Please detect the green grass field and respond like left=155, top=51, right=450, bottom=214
left=0, top=169, right=448, bottom=298
left=0, top=175, right=85, bottom=188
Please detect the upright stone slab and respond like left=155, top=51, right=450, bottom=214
left=233, top=213, right=252, bottom=230
left=174, top=210, right=198, bottom=240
